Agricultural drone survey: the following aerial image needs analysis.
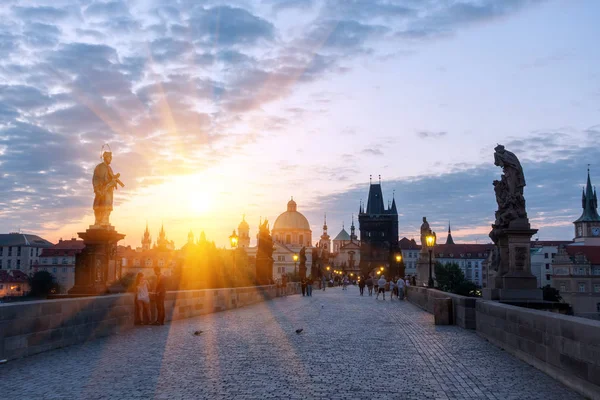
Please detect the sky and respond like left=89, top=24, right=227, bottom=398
left=0, top=0, right=599, bottom=249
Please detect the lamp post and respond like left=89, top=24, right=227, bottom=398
left=229, top=230, right=238, bottom=286
left=395, top=254, right=402, bottom=277
left=293, top=253, right=298, bottom=278
left=426, top=231, right=436, bottom=288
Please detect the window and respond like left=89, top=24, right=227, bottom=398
left=0, top=247, right=2, bottom=256
left=546, top=274, right=551, bottom=281
left=52, top=258, right=58, bottom=265
left=475, top=271, right=479, bottom=278
left=158, top=259, right=165, bottom=267
left=145, top=258, right=152, bottom=267
left=594, top=284, right=600, bottom=293
left=16, top=259, right=21, bottom=269
left=17, top=247, right=21, bottom=256
left=544, top=253, right=549, bottom=259
left=30, top=248, right=33, bottom=257
left=545, top=264, right=550, bottom=270
left=63, top=267, right=67, bottom=273
left=578, top=283, right=586, bottom=293
left=560, top=284, right=566, bottom=292
left=286, top=235, right=291, bottom=244
left=552, top=253, right=556, bottom=259
left=62, top=258, right=67, bottom=265
left=8, top=247, right=12, bottom=257
left=53, top=267, right=57, bottom=273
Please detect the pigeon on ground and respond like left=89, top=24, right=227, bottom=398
left=193, top=330, right=204, bottom=336
left=295, top=328, right=303, bottom=334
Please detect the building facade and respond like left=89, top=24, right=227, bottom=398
left=0, top=270, right=30, bottom=297
left=243, top=198, right=314, bottom=280
left=434, top=244, right=494, bottom=287
left=36, top=238, right=85, bottom=294
left=331, top=218, right=360, bottom=274
left=358, top=179, right=399, bottom=275
left=399, top=237, right=420, bottom=277
left=0, top=233, right=53, bottom=273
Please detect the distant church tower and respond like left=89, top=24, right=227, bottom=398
left=574, top=167, right=600, bottom=245
left=187, top=230, right=194, bottom=245
left=358, top=176, right=399, bottom=274
left=445, top=222, right=455, bottom=245
left=157, top=224, right=168, bottom=249
left=318, top=214, right=331, bottom=255
left=142, top=223, right=151, bottom=251
left=238, top=215, right=250, bottom=249
left=350, top=214, right=358, bottom=242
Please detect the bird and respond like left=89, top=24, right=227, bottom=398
left=295, top=328, right=303, bottom=334
left=193, top=330, right=204, bottom=336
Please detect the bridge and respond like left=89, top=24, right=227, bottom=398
left=0, top=286, right=585, bottom=399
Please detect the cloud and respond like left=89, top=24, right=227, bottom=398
left=417, top=131, right=447, bottom=139
left=0, top=0, right=553, bottom=239
left=361, top=148, right=383, bottom=156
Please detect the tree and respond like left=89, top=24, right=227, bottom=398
left=29, top=271, right=60, bottom=298
left=542, top=285, right=562, bottom=302
left=434, top=262, right=480, bottom=297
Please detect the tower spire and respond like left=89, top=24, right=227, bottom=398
left=445, top=221, right=455, bottom=245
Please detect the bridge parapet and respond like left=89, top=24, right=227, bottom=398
left=0, top=283, right=300, bottom=362
left=405, top=285, right=600, bottom=399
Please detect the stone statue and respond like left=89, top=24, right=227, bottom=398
left=490, top=145, right=528, bottom=243
left=420, top=216, right=430, bottom=251
left=93, top=150, right=124, bottom=227
left=256, top=219, right=274, bottom=284
left=299, top=246, right=307, bottom=279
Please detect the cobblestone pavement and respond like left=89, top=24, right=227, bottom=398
left=0, top=286, right=584, bottom=400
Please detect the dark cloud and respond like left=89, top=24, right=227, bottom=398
left=84, top=1, right=131, bottom=19
left=188, top=6, right=275, bottom=46
left=361, top=148, right=383, bottom=156
left=417, top=131, right=447, bottom=139
left=12, top=6, right=69, bottom=22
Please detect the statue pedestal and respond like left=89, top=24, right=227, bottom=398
left=416, top=252, right=434, bottom=287
left=69, top=227, right=125, bottom=295
left=484, top=225, right=542, bottom=301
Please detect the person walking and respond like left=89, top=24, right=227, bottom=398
left=322, top=274, right=327, bottom=291
left=376, top=275, right=387, bottom=300
left=342, top=276, right=348, bottom=290
left=134, top=273, right=151, bottom=325
left=307, top=275, right=313, bottom=297
left=366, top=276, right=374, bottom=296
left=301, top=277, right=307, bottom=296
left=358, top=276, right=366, bottom=296
left=397, top=276, right=405, bottom=300
left=389, top=278, right=396, bottom=301
left=152, top=267, right=166, bottom=326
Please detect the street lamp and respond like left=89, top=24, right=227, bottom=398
left=426, top=231, right=436, bottom=288
left=395, top=254, right=402, bottom=277
left=229, top=230, right=238, bottom=285
left=293, top=253, right=298, bottom=277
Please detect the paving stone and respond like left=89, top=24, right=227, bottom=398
left=0, top=286, right=584, bottom=399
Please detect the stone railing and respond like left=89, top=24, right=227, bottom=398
left=405, top=285, right=600, bottom=399
left=405, top=286, right=477, bottom=329
left=0, top=283, right=300, bottom=362
left=476, top=300, right=600, bottom=400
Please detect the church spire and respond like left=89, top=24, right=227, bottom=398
left=575, top=167, right=600, bottom=223
left=445, top=222, right=455, bottom=245
left=350, top=214, right=357, bottom=241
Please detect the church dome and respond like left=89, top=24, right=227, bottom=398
left=238, top=215, right=249, bottom=230
left=273, top=198, right=310, bottom=231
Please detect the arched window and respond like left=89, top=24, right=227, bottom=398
left=286, top=235, right=291, bottom=244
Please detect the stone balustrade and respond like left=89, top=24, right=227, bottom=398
left=0, top=283, right=300, bottom=362
left=405, top=285, right=600, bottom=399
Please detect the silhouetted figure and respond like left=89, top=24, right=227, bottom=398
left=152, top=267, right=166, bottom=325
left=307, top=275, right=313, bottom=296
left=358, top=276, right=365, bottom=296
left=301, top=277, right=307, bottom=296
left=135, top=273, right=150, bottom=325
left=366, top=276, right=374, bottom=296
left=376, top=275, right=386, bottom=300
